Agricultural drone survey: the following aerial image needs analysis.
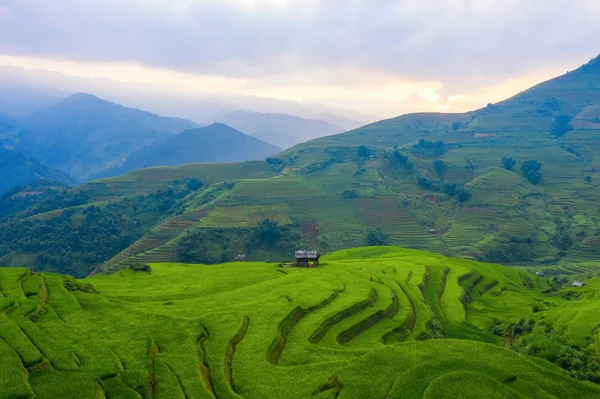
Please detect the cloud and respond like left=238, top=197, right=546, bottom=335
left=1, top=0, right=598, bottom=81
left=0, top=0, right=598, bottom=116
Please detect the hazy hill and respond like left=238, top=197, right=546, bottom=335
left=0, top=146, right=75, bottom=194
left=221, top=110, right=345, bottom=148
left=2, top=55, right=600, bottom=275
left=16, top=93, right=197, bottom=181
left=0, top=113, right=20, bottom=142
left=103, top=123, right=281, bottom=177
left=0, top=83, right=66, bottom=116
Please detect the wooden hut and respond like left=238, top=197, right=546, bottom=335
left=295, top=251, right=320, bottom=268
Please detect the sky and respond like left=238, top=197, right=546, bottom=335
left=0, top=0, right=599, bottom=119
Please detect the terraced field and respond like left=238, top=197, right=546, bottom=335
left=4, top=57, right=600, bottom=278
left=2, top=247, right=600, bottom=398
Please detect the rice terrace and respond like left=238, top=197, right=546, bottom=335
left=1, top=247, right=600, bottom=398
left=3, top=2, right=600, bottom=398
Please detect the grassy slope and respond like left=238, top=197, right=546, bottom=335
left=3, top=57, right=600, bottom=275
left=1, top=247, right=600, bottom=398
left=84, top=57, right=600, bottom=271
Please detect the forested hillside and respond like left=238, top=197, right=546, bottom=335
left=0, top=180, right=70, bottom=220
left=1, top=57, right=600, bottom=276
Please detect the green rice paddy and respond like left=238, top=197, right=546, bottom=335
left=2, top=247, right=600, bottom=398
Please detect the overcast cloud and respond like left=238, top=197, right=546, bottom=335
left=0, top=0, right=599, bottom=117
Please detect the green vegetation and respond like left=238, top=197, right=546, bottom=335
left=366, top=227, right=388, bottom=246
left=0, top=180, right=70, bottom=220
left=1, top=247, right=600, bottom=398
left=0, top=179, right=205, bottom=277
left=501, top=156, right=516, bottom=171
left=3, top=56, right=600, bottom=274
left=175, top=219, right=302, bottom=265
left=551, top=115, right=573, bottom=137
left=520, top=159, right=543, bottom=184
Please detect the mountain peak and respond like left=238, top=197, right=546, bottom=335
left=574, top=53, right=600, bottom=74
left=62, top=92, right=110, bottom=105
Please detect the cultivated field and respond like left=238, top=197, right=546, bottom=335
left=1, top=247, right=600, bottom=398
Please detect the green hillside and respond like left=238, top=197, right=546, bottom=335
left=2, top=57, right=600, bottom=275
left=0, top=180, right=70, bottom=220
left=1, top=247, right=599, bottom=398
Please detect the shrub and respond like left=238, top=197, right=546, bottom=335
left=64, top=279, right=98, bottom=294
left=257, top=219, right=281, bottom=246
left=357, top=145, right=371, bottom=158
left=342, top=190, right=359, bottom=199
left=502, top=156, right=516, bottom=170
left=456, top=187, right=472, bottom=202
left=366, top=227, right=388, bottom=246
left=433, top=160, right=445, bottom=177
left=129, top=263, right=152, bottom=273
left=551, top=115, right=573, bottom=137
left=521, top=160, right=543, bottom=184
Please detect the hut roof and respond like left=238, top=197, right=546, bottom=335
left=572, top=281, right=584, bottom=287
left=295, top=251, right=320, bottom=259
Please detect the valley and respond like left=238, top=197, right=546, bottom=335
left=2, top=2, right=599, bottom=398
left=3, top=57, right=600, bottom=276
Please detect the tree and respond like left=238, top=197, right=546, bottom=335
left=551, top=115, right=573, bottom=137
left=367, top=227, right=388, bottom=246
left=433, top=160, right=445, bottom=177
left=392, top=150, right=408, bottom=165
left=586, top=176, right=592, bottom=184
left=502, top=156, right=516, bottom=171
left=452, top=122, right=463, bottom=131
left=358, top=145, right=371, bottom=158
left=185, top=178, right=203, bottom=191
left=388, top=150, right=413, bottom=171
left=456, top=187, right=472, bottom=202
left=521, top=160, right=543, bottom=184
left=442, top=183, right=458, bottom=196
left=343, top=190, right=359, bottom=199
left=256, top=219, right=280, bottom=246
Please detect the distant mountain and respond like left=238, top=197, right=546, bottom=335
left=0, top=83, right=67, bottom=116
left=0, top=146, right=75, bottom=194
left=104, top=123, right=281, bottom=177
left=6, top=55, right=600, bottom=278
left=220, top=111, right=346, bottom=148
left=0, top=113, right=20, bottom=140
left=17, top=93, right=197, bottom=181
left=313, top=112, right=365, bottom=131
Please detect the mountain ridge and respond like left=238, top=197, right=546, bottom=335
left=16, top=92, right=199, bottom=181
left=1, top=54, right=600, bottom=276
left=99, top=123, right=281, bottom=178
left=220, top=110, right=346, bottom=148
